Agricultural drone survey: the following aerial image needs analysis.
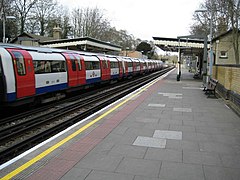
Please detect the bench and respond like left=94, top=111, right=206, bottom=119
left=204, top=77, right=218, bottom=97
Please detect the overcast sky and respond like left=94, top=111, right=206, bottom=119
left=58, top=0, right=204, bottom=41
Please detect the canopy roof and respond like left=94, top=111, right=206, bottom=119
left=153, top=36, right=208, bottom=55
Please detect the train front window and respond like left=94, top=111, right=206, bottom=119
left=12, top=51, right=26, bottom=76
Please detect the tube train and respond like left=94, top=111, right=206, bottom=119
left=0, top=44, right=165, bottom=107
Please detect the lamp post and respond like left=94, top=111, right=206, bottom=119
left=2, top=15, right=16, bottom=43
left=195, top=0, right=214, bottom=82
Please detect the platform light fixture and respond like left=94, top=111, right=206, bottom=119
left=2, top=15, right=16, bottom=43
left=195, top=0, right=214, bottom=80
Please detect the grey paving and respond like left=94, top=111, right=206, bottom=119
left=65, top=69, right=239, bottom=179
left=9, top=68, right=240, bottom=180
left=115, top=157, right=161, bottom=177
left=159, top=162, right=205, bottom=180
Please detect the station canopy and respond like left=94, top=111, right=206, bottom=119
left=40, top=37, right=121, bottom=55
left=153, top=36, right=208, bottom=55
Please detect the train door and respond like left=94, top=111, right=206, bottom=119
left=124, top=61, right=128, bottom=77
left=118, top=59, right=123, bottom=79
left=99, top=56, right=110, bottom=81
left=0, top=57, right=4, bottom=102
left=7, top=49, right=35, bottom=98
left=64, top=53, right=86, bottom=87
left=75, top=54, right=86, bottom=85
left=64, top=53, right=78, bottom=87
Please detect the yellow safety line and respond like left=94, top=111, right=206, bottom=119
left=1, top=79, right=158, bottom=180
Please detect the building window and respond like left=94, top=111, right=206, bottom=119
left=219, top=51, right=228, bottom=59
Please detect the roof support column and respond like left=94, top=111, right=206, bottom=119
left=202, top=36, right=208, bottom=85
left=177, top=46, right=181, bottom=81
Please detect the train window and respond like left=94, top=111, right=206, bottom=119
left=12, top=51, right=26, bottom=76
left=34, top=60, right=66, bottom=74
left=74, top=55, right=82, bottom=71
left=119, top=62, right=122, bottom=68
left=51, top=61, right=66, bottom=72
left=102, top=60, right=108, bottom=69
left=85, top=61, right=93, bottom=70
left=69, top=55, right=77, bottom=71
left=85, top=61, right=100, bottom=70
left=110, top=62, right=119, bottom=68
left=128, top=62, right=133, bottom=67
left=92, top=61, right=100, bottom=69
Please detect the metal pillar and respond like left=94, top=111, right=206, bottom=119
left=177, top=48, right=181, bottom=81
left=202, top=36, right=208, bottom=85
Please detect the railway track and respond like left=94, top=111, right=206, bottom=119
left=0, top=67, right=173, bottom=164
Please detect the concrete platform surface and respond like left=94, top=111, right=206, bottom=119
left=1, top=68, right=240, bottom=180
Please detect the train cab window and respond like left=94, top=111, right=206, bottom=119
left=12, top=51, right=26, bottom=76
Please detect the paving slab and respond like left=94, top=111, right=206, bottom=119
left=133, top=136, right=166, bottom=148
left=153, top=130, right=182, bottom=140
left=115, top=157, right=161, bottom=178
left=159, top=162, right=205, bottom=180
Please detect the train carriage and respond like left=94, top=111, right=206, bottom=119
left=138, top=58, right=147, bottom=74
left=29, top=51, right=68, bottom=95
left=107, top=57, right=119, bottom=80
left=116, top=56, right=127, bottom=78
left=83, top=55, right=102, bottom=84
left=96, top=55, right=111, bottom=82
left=131, top=58, right=141, bottom=76
left=123, top=57, right=133, bottom=77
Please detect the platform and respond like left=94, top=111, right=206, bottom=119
left=1, top=68, right=240, bottom=180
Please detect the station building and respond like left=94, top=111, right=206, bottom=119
left=11, top=26, right=121, bottom=55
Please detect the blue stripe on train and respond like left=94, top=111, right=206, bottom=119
left=7, top=93, right=16, bottom=102
left=86, top=77, right=101, bottom=84
left=36, top=83, right=68, bottom=94
left=111, top=74, right=119, bottom=79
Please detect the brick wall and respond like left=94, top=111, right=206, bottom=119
left=231, top=67, right=240, bottom=93
left=213, top=65, right=240, bottom=94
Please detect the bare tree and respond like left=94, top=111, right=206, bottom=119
left=61, top=9, right=71, bottom=39
left=12, top=0, right=38, bottom=34
left=190, top=0, right=240, bottom=64
left=30, top=0, right=58, bottom=36
left=228, top=0, right=240, bottom=64
left=72, top=8, right=83, bottom=37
